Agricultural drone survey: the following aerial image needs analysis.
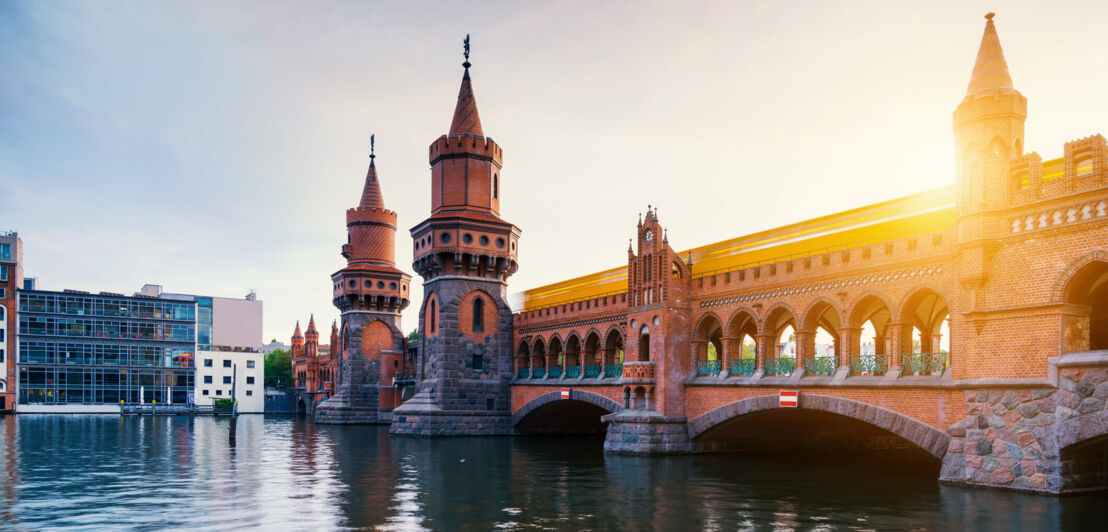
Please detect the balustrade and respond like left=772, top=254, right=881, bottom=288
left=531, top=367, right=546, bottom=379
left=584, top=364, right=601, bottom=378
left=547, top=366, right=563, bottom=379
left=622, top=361, right=656, bottom=380
left=803, top=357, right=837, bottom=377
left=604, top=364, right=623, bottom=378
left=901, top=353, right=948, bottom=376
left=849, top=354, right=888, bottom=376
left=728, top=358, right=756, bottom=376
left=565, top=366, right=581, bottom=378
left=763, top=357, right=795, bottom=377
left=697, top=359, right=722, bottom=376
left=516, top=367, right=528, bottom=379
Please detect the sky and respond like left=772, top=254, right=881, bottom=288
left=2, top=1, right=1107, bottom=344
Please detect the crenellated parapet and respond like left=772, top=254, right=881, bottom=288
left=428, top=134, right=503, bottom=166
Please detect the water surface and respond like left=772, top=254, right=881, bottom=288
left=0, top=415, right=1103, bottom=530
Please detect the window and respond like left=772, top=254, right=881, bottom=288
left=493, top=174, right=498, bottom=199
left=222, top=360, right=231, bottom=368
left=0, top=288, right=5, bottom=299
left=246, top=390, right=253, bottom=396
left=0, top=265, right=7, bottom=281
left=0, top=349, right=4, bottom=363
left=472, top=355, right=483, bottom=370
left=246, top=376, right=255, bottom=384
left=203, top=375, right=213, bottom=384
left=0, top=243, right=9, bottom=260
left=473, top=297, right=484, bottom=333
left=430, top=299, right=437, bottom=333
left=247, top=360, right=255, bottom=369
left=202, top=389, right=209, bottom=396
left=223, top=376, right=231, bottom=384
left=216, top=390, right=222, bottom=396
left=204, top=359, right=213, bottom=367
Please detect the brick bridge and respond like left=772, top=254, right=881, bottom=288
left=504, top=16, right=1108, bottom=495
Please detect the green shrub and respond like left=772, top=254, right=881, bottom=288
left=213, top=398, right=233, bottom=408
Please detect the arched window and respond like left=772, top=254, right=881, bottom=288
left=493, top=174, right=498, bottom=199
left=430, top=299, right=437, bottom=333
left=473, top=297, right=484, bottom=333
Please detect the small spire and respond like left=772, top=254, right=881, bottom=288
left=637, top=212, right=642, bottom=226
left=449, top=35, right=483, bottom=136
left=662, top=228, right=668, bottom=243
left=965, top=12, right=1014, bottom=97
left=359, top=134, right=386, bottom=208
left=293, top=321, right=302, bottom=337
left=628, top=238, right=633, bottom=253
left=307, top=314, right=317, bottom=332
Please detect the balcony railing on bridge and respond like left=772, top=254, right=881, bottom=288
left=604, top=364, right=622, bottom=378
left=697, top=359, right=722, bottom=376
left=531, top=367, right=546, bottom=378
left=763, top=357, right=795, bottom=377
left=803, top=357, right=837, bottom=377
left=516, top=367, right=528, bottom=379
left=622, top=361, right=655, bottom=381
left=849, top=354, right=888, bottom=376
left=565, top=366, right=581, bottom=378
left=548, top=366, right=563, bottom=379
left=728, top=358, right=756, bottom=376
left=584, top=364, right=601, bottom=378
left=901, top=352, right=949, bottom=376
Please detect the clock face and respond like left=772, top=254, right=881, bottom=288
left=644, top=229, right=654, bottom=242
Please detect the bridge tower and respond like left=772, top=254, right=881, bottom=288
left=603, top=208, right=695, bottom=453
left=316, top=137, right=412, bottom=424
left=390, top=38, right=521, bottom=436
left=952, top=13, right=1027, bottom=373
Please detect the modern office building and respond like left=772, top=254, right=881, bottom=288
left=15, top=283, right=263, bottom=413
left=16, top=288, right=198, bottom=413
left=194, top=349, right=264, bottom=413
left=0, top=231, right=23, bottom=413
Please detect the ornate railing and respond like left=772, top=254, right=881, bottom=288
left=803, top=357, right=837, bottom=377
left=531, top=367, right=546, bottom=378
left=623, top=361, right=656, bottom=380
left=547, top=366, right=563, bottom=378
left=728, top=358, right=756, bottom=376
left=763, top=357, right=795, bottom=377
left=604, top=364, right=623, bottom=378
left=849, top=355, right=888, bottom=376
left=697, top=359, right=722, bottom=376
left=584, top=364, right=601, bottom=378
left=901, top=352, right=948, bottom=376
left=565, top=366, right=581, bottom=378
left=517, top=367, right=529, bottom=379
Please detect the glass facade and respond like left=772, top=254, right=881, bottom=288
left=196, top=296, right=213, bottom=350
left=17, top=290, right=197, bottom=406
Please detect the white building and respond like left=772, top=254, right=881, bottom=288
left=194, top=350, right=264, bottom=413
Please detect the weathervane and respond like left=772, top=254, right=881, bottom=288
left=463, top=34, right=471, bottom=68
left=370, top=134, right=375, bottom=160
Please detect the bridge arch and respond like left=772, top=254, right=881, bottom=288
left=897, top=286, right=951, bottom=372
left=687, top=394, right=950, bottom=458
left=512, top=390, right=622, bottom=434
left=1054, top=251, right=1108, bottom=351
left=693, top=312, right=725, bottom=372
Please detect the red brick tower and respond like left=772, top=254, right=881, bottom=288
left=316, top=137, right=412, bottom=424
left=391, top=37, right=521, bottom=436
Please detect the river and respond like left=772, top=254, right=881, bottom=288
left=0, top=415, right=1103, bottom=530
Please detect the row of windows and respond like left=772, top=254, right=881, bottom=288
left=201, top=375, right=256, bottom=385
left=201, top=359, right=256, bottom=369
left=19, top=366, right=194, bottom=387
left=19, top=316, right=195, bottom=342
left=199, top=389, right=254, bottom=397
left=19, top=293, right=196, bottom=321
left=19, top=341, right=194, bottom=368
left=20, top=387, right=192, bottom=405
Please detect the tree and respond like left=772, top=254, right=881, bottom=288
left=265, top=348, right=292, bottom=381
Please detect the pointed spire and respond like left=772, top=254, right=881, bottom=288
left=628, top=238, right=633, bottom=253
left=449, top=34, right=484, bottom=136
left=307, top=314, right=317, bottom=332
left=359, top=134, right=386, bottom=208
left=293, top=321, right=302, bottom=338
left=662, top=228, right=668, bottom=244
left=966, top=13, right=1015, bottom=97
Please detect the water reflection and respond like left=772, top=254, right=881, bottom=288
left=0, top=416, right=1103, bottom=530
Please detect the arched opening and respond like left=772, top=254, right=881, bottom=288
left=1062, top=259, right=1108, bottom=352
left=548, top=337, right=564, bottom=378
left=428, top=296, right=437, bottom=335
left=531, top=338, right=547, bottom=378
left=472, top=296, right=484, bottom=333
left=725, top=311, right=759, bottom=376
left=763, top=307, right=798, bottom=376
left=513, top=391, right=621, bottom=437
left=899, top=289, right=950, bottom=376
left=802, top=301, right=841, bottom=377
left=296, top=398, right=307, bottom=415
left=693, top=407, right=941, bottom=477
left=1059, top=433, right=1108, bottom=492
left=603, top=329, right=624, bottom=378
left=515, top=341, right=531, bottom=379
left=493, top=173, right=498, bottom=199
left=565, top=335, right=582, bottom=378
left=583, top=332, right=602, bottom=378
left=694, top=314, right=724, bottom=376
left=850, top=295, right=892, bottom=376
left=637, top=326, right=650, bottom=362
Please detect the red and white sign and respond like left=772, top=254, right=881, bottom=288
left=561, top=388, right=570, bottom=400
left=779, top=390, right=798, bottom=408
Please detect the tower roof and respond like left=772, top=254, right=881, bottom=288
left=965, top=13, right=1015, bottom=97
left=307, top=314, right=317, bottom=333
left=360, top=135, right=385, bottom=208
left=293, top=321, right=302, bottom=338
left=449, top=62, right=483, bottom=136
